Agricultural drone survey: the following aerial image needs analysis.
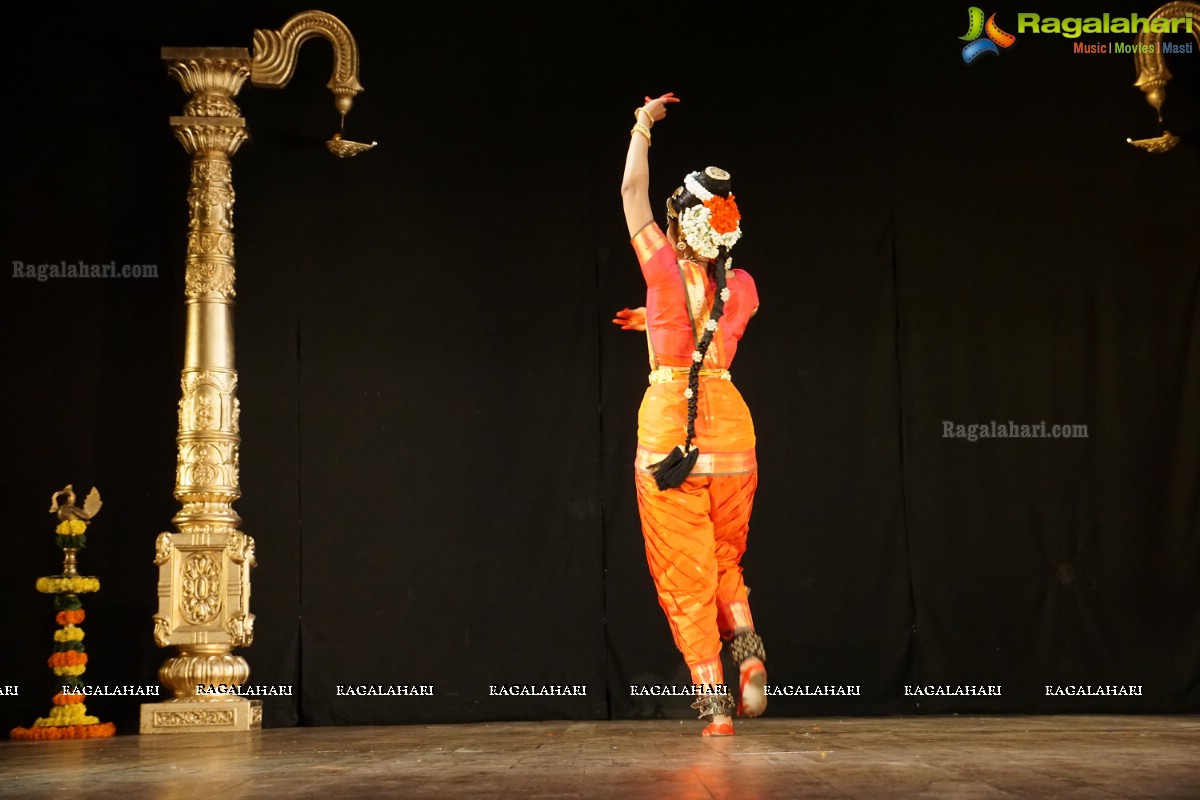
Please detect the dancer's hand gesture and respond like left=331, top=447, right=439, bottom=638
left=612, top=307, right=647, bottom=332
left=636, top=92, right=679, bottom=127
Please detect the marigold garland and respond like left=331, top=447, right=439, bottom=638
left=10, top=496, right=114, bottom=741
left=36, top=577, right=100, bottom=594
left=56, top=610, right=85, bottom=626
left=10, top=722, right=115, bottom=741
left=48, top=651, right=88, bottom=668
left=52, top=691, right=85, bottom=705
left=54, top=520, right=88, bottom=550
left=55, top=520, right=87, bottom=536
left=52, top=665, right=87, bottom=678
left=53, top=626, right=85, bottom=643
left=34, top=704, right=99, bottom=726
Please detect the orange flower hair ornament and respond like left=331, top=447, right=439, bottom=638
left=678, top=169, right=743, bottom=260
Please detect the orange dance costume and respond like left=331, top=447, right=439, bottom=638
left=630, top=209, right=767, bottom=732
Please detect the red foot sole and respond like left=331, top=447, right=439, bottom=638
left=738, top=662, right=767, bottom=718
left=702, top=722, right=735, bottom=737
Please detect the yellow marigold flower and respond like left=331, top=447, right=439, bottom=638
left=34, top=706, right=98, bottom=727
left=54, top=627, right=85, bottom=642
left=36, top=577, right=100, bottom=594
left=55, top=520, right=88, bottom=535
left=52, top=665, right=86, bottom=677
left=49, top=704, right=88, bottom=721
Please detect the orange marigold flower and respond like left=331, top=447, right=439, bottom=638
left=704, top=194, right=741, bottom=235
left=56, top=610, right=85, bottom=626
left=52, top=691, right=86, bottom=705
left=48, top=651, right=88, bottom=668
left=85, top=722, right=116, bottom=738
left=10, top=722, right=115, bottom=740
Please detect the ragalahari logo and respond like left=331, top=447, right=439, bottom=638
left=960, top=7, right=1017, bottom=63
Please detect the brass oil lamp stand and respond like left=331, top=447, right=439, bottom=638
left=140, top=10, right=372, bottom=734
left=1127, top=2, right=1199, bottom=153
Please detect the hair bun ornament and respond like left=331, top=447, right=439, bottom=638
left=666, top=186, right=683, bottom=221
left=678, top=167, right=742, bottom=260
left=684, top=173, right=715, bottom=202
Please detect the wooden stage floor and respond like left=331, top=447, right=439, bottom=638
left=2, top=716, right=1198, bottom=798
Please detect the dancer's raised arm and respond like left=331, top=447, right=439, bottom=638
left=620, top=92, right=679, bottom=237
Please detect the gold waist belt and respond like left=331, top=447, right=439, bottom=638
left=648, top=367, right=732, bottom=385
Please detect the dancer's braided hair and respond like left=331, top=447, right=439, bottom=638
left=650, top=168, right=739, bottom=490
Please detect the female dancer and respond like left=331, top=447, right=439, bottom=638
left=617, top=92, right=767, bottom=737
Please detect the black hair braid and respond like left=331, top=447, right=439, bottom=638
left=682, top=250, right=729, bottom=449
left=650, top=246, right=730, bottom=490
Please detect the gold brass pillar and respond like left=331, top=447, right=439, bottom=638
left=141, top=47, right=257, bottom=734
left=141, top=11, right=367, bottom=735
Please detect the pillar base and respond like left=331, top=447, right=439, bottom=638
left=139, top=698, right=261, bottom=734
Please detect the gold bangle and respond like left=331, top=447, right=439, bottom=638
left=635, top=107, right=654, bottom=127
left=630, top=123, right=652, bottom=145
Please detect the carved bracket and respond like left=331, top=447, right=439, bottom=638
left=251, top=10, right=364, bottom=114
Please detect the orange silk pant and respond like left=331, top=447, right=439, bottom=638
left=635, top=469, right=758, bottom=687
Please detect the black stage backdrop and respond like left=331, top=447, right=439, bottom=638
left=2, top=1, right=1198, bottom=731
